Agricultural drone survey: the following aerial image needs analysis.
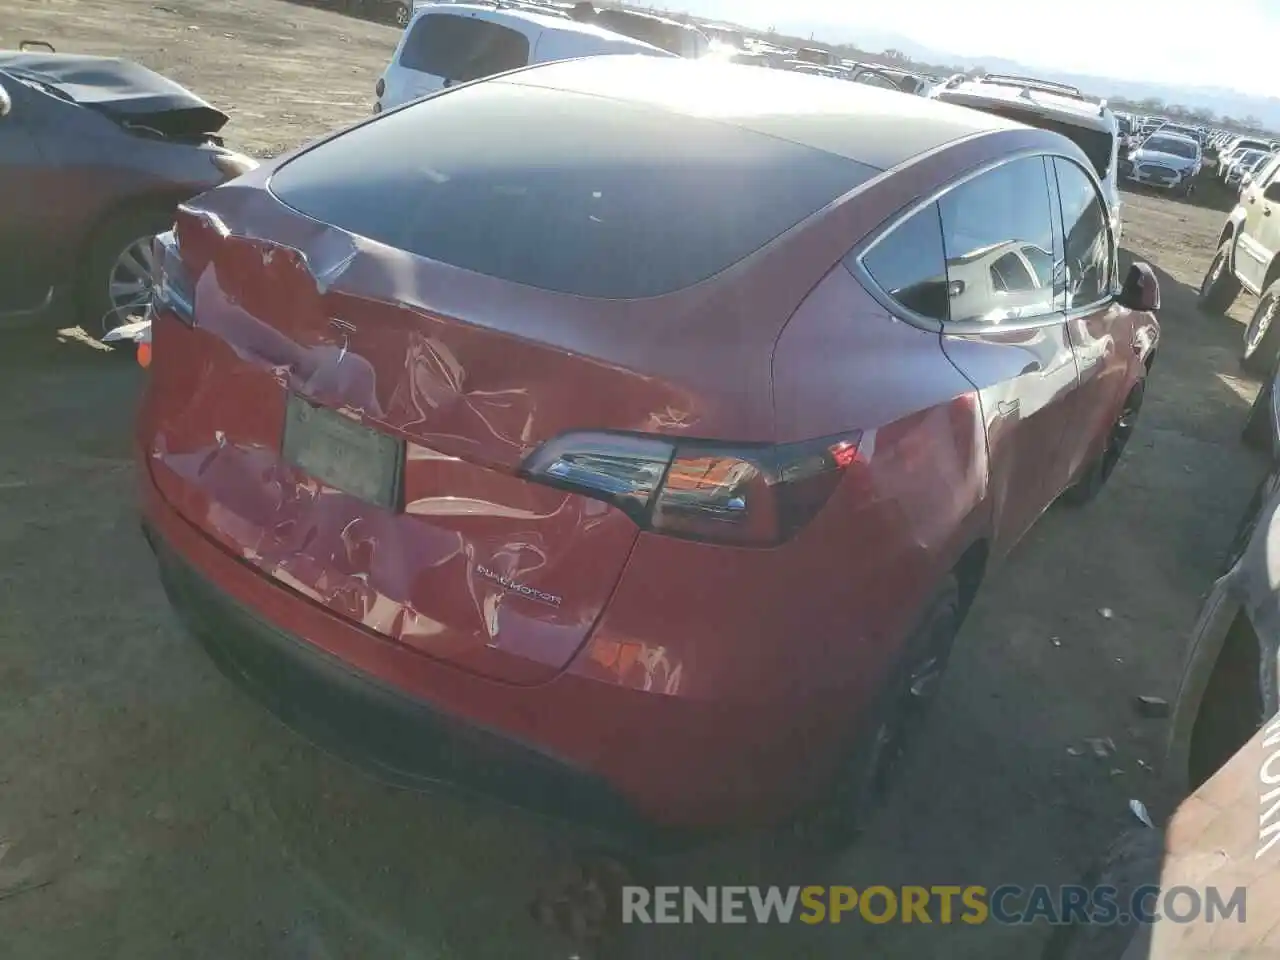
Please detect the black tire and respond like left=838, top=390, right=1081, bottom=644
left=1197, top=239, right=1241, bottom=314
left=80, top=206, right=174, bottom=338
left=1241, top=282, right=1280, bottom=376
left=795, top=576, right=961, bottom=852
left=1242, top=368, right=1275, bottom=451
left=1221, top=472, right=1267, bottom=574
left=1063, top=382, right=1144, bottom=506
left=1041, top=827, right=1164, bottom=960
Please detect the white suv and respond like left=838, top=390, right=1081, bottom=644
left=931, top=74, right=1123, bottom=241
left=375, top=3, right=672, bottom=112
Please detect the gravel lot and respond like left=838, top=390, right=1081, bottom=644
left=0, top=2, right=1270, bottom=957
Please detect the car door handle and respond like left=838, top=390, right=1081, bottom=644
left=997, top=400, right=1019, bottom=417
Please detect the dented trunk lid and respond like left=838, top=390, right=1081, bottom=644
left=141, top=182, right=794, bottom=684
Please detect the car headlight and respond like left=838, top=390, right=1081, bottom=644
left=210, top=151, right=259, bottom=179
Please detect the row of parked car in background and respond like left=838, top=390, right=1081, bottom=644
left=1115, top=111, right=1280, bottom=199
left=365, top=0, right=955, bottom=112
left=323, top=0, right=1272, bottom=234
left=0, top=0, right=1135, bottom=347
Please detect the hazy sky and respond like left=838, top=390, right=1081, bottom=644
left=674, top=0, right=1280, bottom=96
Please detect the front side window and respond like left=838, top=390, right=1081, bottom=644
left=857, top=203, right=949, bottom=322
left=1052, top=158, right=1112, bottom=308
left=399, top=14, right=531, bottom=83
left=937, top=156, right=1059, bottom=324
left=1257, top=154, right=1280, bottom=189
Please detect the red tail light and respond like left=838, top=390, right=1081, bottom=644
left=521, top=431, right=862, bottom=546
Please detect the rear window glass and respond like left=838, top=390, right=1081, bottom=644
left=398, top=13, right=530, bottom=82
left=1143, top=136, right=1197, bottom=158
left=269, top=81, right=875, bottom=299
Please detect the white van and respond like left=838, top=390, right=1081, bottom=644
left=375, top=4, right=673, bottom=112
left=931, top=74, right=1124, bottom=241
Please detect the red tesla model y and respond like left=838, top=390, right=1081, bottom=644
left=137, top=56, right=1160, bottom=847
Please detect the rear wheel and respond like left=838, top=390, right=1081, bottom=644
left=1198, top=239, right=1241, bottom=314
left=80, top=206, right=173, bottom=338
left=1063, top=382, right=1144, bottom=506
left=796, top=576, right=961, bottom=852
left=1240, top=283, right=1280, bottom=376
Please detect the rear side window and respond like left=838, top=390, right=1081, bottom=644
left=271, top=81, right=875, bottom=299
left=399, top=14, right=530, bottom=83
left=938, top=156, right=1058, bottom=324
left=857, top=203, right=949, bottom=322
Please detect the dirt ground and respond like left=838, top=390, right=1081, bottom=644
left=0, top=1, right=1271, bottom=957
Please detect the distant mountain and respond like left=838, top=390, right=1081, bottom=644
left=670, top=4, right=1280, bottom=129
left=826, top=26, right=1280, bottom=129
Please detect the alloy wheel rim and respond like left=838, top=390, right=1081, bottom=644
left=1247, top=296, right=1279, bottom=355
left=395, top=3, right=410, bottom=25
left=105, top=235, right=156, bottom=333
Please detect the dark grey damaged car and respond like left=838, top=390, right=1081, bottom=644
left=0, top=45, right=255, bottom=333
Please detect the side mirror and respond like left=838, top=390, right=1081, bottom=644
left=1118, top=262, right=1160, bottom=312
left=1265, top=182, right=1280, bottom=204
left=0, top=84, right=10, bottom=120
